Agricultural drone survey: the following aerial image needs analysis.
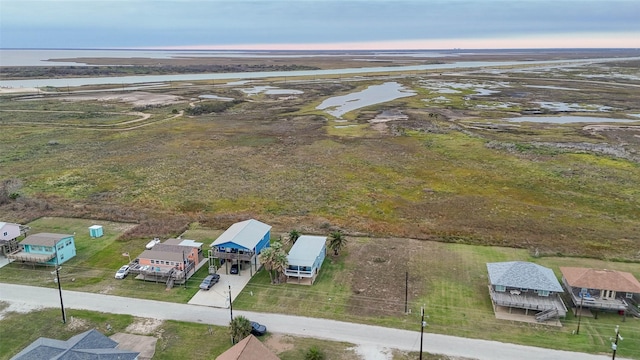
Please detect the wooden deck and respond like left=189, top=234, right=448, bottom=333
left=488, top=286, right=567, bottom=317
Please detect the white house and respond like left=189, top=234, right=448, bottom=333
left=285, top=235, right=327, bottom=285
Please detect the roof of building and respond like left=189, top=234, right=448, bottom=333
left=216, top=335, right=280, bottom=360
left=487, top=261, right=563, bottom=292
left=211, top=219, right=272, bottom=250
left=0, top=221, right=20, bottom=229
left=287, top=235, right=326, bottom=267
left=138, top=249, right=185, bottom=262
left=10, top=329, right=139, bottom=360
left=21, top=233, right=73, bottom=246
left=152, top=243, right=193, bottom=253
left=163, top=238, right=203, bottom=248
left=560, top=267, right=640, bottom=293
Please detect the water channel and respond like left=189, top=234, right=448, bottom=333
left=2, top=56, right=639, bottom=89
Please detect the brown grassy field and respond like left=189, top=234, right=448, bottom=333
left=1, top=52, right=639, bottom=262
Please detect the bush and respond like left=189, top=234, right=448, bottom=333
left=305, top=346, right=325, bottom=360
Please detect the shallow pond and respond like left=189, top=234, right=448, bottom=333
left=507, top=116, right=639, bottom=124
left=199, top=94, right=234, bottom=101
left=534, top=101, right=612, bottom=112
left=316, top=82, right=415, bottom=118
left=237, top=86, right=303, bottom=95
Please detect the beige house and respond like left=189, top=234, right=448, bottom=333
left=560, top=267, right=640, bottom=316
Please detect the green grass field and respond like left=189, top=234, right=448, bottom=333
left=1, top=220, right=639, bottom=358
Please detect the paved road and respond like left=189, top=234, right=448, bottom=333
left=0, top=284, right=621, bottom=360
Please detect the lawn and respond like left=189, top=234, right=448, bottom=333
left=1, top=217, right=639, bottom=358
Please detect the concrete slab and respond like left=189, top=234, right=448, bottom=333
left=188, top=271, right=252, bottom=308
left=0, top=256, right=13, bottom=269
left=111, top=333, right=157, bottom=360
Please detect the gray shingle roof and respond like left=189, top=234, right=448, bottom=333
left=11, top=329, right=138, bottom=360
left=486, top=261, right=563, bottom=292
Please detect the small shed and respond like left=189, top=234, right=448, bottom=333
left=89, top=225, right=103, bottom=238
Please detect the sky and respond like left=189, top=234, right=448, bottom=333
left=1, top=0, right=639, bottom=50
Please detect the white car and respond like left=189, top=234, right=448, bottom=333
left=115, top=265, right=130, bottom=279
left=145, top=238, right=161, bottom=249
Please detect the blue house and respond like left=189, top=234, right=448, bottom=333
left=210, top=219, right=271, bottom=276
left=8, top=233, right=76, bottom=265
left=285, top=235, right=327, bottom=285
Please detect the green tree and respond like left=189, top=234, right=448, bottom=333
left=305, top=346, right=325, bottom=360
left=229, top=315, right=252, bottom=344
left=259, top=241, right=288, bottom=284
left=259, top=246, right=276, bottom=283
left=288, top=229, right=301, bottom=245
left=272, top=250, right=289, bottom=284
left=329, top=230, right=347, bottom=256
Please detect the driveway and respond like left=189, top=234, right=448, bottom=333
left=0, top=284, right=625, bottom=360
left=188, top=271, right=252, bottom=308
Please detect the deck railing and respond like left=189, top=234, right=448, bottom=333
left=211, top=248, right=255, bottom=262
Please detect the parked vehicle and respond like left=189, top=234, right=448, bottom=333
left=199, top=274, right=220, bottom=290
left=230, top=263, right=239, bottom=274
left=250, top=321, right=267, bottom=336
left=145, top=238, right=161, bottom=249
left=115, top=265, right=130, bottom=279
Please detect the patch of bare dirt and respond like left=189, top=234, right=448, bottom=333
left=346, top=238, right=425, bottom=317
left=67, top=315, right=90, bottom=331
left=125, top=317, right=163, bottom=335
left=264, top=333, right=295, bottom=354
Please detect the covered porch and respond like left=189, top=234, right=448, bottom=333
left=488, top=286, right=568, bottom=317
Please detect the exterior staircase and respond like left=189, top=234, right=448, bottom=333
left=624, top=299, right=640, bottom=318
left=165, top=269, right=175, bottom=289
left=535, top=308, right=558, bottom=322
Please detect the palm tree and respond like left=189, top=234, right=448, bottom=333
left=288, top=229, right=301, bottom=245
left=229, top=315, right=252, bottom=344
left=259, top=247, right=275, bottom=283
left=329, top=230, right=347, bottom=256
left=272, top=250, right=289, bottom=284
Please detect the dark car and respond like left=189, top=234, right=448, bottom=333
left=250, top=321, right=267, bottom=336
left=230, top=263, right=239, bottom=274
left=199, top=274, right=220, bottom=290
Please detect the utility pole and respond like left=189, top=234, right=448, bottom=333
left=612, top=325, right=623, bottom=360
left=404, top=272, right=409, bottom=314
left=576, top=295, right=584, bottom=335
left=419, top=304, right=427, bottom=360
left=54, top=249, right=66, bottom=324
left=228, top=283, right=233, bottom=322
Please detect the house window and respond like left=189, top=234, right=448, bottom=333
left=627, top=293, right=634, bottom=299
left=58, top=244, right=64, bottom=250
left=538, top=290, right=550, bottom=297
left=3, top=232, right=7, bottom=236
left=495, top=285, right=506, bottom=292
left=66, top=240, right=72, bottom=246
left=60, top=254, right=64, bottom=260
left=151, top=260, right=155, bottom=264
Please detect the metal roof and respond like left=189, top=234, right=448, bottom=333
left=21, top=233, right=73, bottom=246
left=287, top=235, right=326, bottom=267
left=486, top=261, right=563, bottom=292
left=211, top=219, right=271, bottom=250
